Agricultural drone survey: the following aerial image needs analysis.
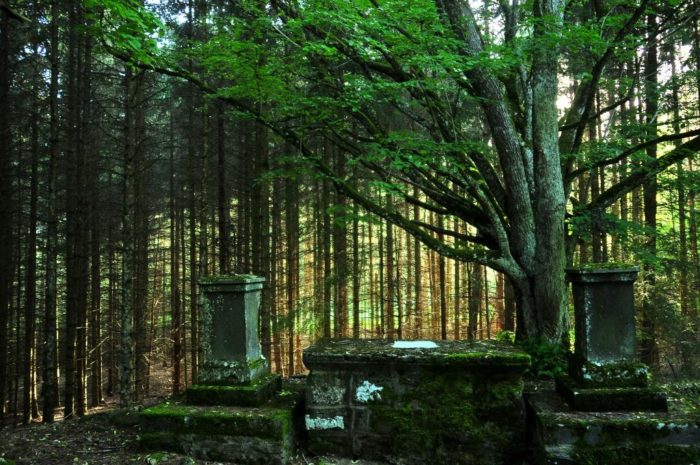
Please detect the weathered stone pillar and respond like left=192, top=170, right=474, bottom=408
left=197, top=275, right=267, bottom=385
left=570, top=266, right=638, bottom=369
left=557, top=266, right=666, bottom=411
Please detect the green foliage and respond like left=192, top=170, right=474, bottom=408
left=85, top=0, right=164, bottom=67
left=518, top=337, right=566, bottom=379
left=144, top=452, right=169, bottom=465
left=496, top=330, right=516, bottom=344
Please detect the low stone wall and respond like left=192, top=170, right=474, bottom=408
left=303, top=339, right=530, bottom=465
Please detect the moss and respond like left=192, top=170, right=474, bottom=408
left=442, top=351, right=531, bottom=366
left=572, top=442, right=700, bottom=465
left=198, top=274, right=264, bottom=284
left=573, top=262, right=638, bottom=271
left=367, top=371, right=523, bottom=464
left=187, top=374, right=281, bottom=407
left=304, top=338, right=530, bottom=371
left=556, top=374, right=668, bottom=411
left=140, top=402, right=290, bottom=439
left=571, top=358, right=650, bottom=388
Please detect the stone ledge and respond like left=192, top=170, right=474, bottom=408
left=555, top=374, right=667, bottom=411
left=140, top=402, right=292, bottom=439
left=568, top=358, right=650, bottom=388
left=198, top=357, right=268, bottom=385
left=303, top=338, right=530, bottom=371
left=526, top=389, right=700, bottom=465
left=140, top=389, right=303, bottom=465
left=186, top=374, right=281, bottom=407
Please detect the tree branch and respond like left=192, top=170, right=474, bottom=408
left=580, top=136, right=700, bottom=215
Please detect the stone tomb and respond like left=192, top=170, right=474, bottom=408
left=303, top=338, right=531, bottom=465
left=139, top=275, right=301, bottom=465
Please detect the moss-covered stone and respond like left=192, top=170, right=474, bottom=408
left=303, top=338, right=529, bottom=465
left=140, top=402, right=290, bottom=439
left=365, top=371, right=518, bottom=464
left=139, top=431, right=290, bottom=465
left=198, top=274, right=264, bottom=285
left=527, top=389, right=700, bottom=465
left=572, top=443, right=700, bottom=465
left=555, top=374, right=667, bottom=411
left=303, top=338, right=531, bottom=370
left=569, top=357, right=650, bottom=388
left=186, top=374, right=281, bottom=407
left=140, top=389, right=301, bottom=465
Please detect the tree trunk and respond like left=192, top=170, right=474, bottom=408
left=333, top=150, right=348, bottom=338
left=24, top=72, right=39, bottom=424
left=285, top=175, right=298, bottom=375
left=640, top=11, right=659, bottom=366
left=42, top=0, right=60, bottom=422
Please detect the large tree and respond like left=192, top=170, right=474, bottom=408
left=92, top=0, right=700, bottom=342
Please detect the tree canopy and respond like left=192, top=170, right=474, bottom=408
left=88, top=0, right=700, bottom=341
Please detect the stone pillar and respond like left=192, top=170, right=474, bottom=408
left=198, top=275, right=267, bottom=385
left=570, top=267, right=638, bottom=369
left=557, top=266, right=666, bottom=411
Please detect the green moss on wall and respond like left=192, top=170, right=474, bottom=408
left=367, top=371, right=523, bottom=464
left=573, top=443, right=700, bottom=465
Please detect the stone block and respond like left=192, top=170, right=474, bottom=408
left=186, top=374, right=281, bottom=407
left=568, top=357, right=649, bottom=388
left=527, top=389, right=700, bottom=465
left=567, top=267, right=639, bottom=365
left=198, top=275, right=267, bottom=385
left=303, top=338, right=530, bottom=465
left=555, top=374, right=667, bottom=412
left=139, top=392, right=300, bottom=465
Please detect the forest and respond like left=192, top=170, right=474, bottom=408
left=0, top=0, right=699, bottom=430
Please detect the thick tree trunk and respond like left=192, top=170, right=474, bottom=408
left=528, top=0, right=567, bottom=342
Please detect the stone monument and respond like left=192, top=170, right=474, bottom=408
left=139, top=275, right=301, bottom=464
left=556, top=266, right=667, bottom=411
left=197, top=275, right=268, bottom=385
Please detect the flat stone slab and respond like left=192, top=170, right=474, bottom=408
left=186, top=373, right=281, bottom=407
left=556, top=374, right=667, bottom=411
left=526, top=388, right=700, bottom=465
left=303, top=338, right=531, bottom=370
left=139, top=390, right=301, bottom=465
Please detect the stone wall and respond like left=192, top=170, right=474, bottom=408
left=303, top=339, right=530, bottom=465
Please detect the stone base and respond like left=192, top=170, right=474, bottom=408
left=526, top=389, right=700, bottom=465
left=139, top=390, right=302, bottom=465
left=569, top=357, right=650, bottom=388
left=186, top=374, right=281, bottom=407
left=198, top=357, right=268, bottom=385
left=555, top=374, right=667, bottom=411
